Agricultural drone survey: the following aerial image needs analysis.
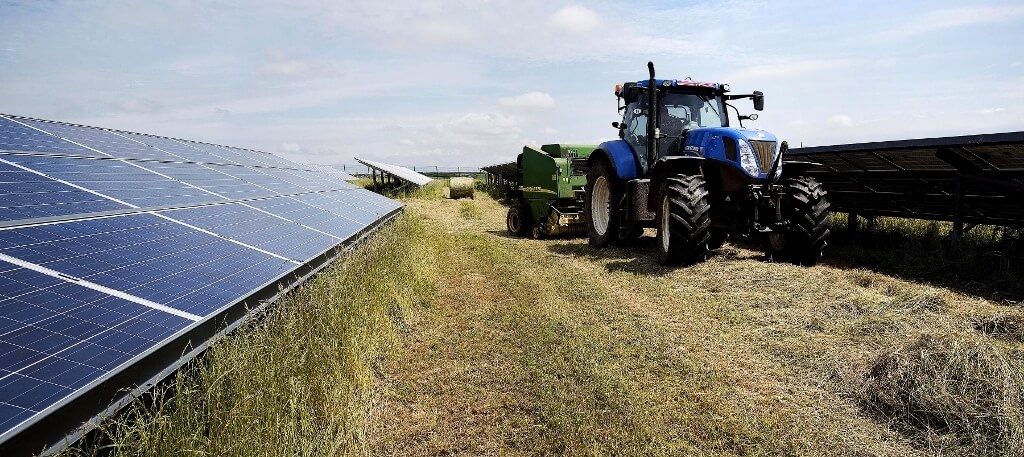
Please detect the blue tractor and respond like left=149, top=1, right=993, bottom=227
left=583, top=62, right=830, bottom=266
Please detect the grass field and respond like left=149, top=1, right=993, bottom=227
left=67, top=186, right=1023, bottom=456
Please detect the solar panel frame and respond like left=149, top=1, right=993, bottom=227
left=355, top=157, right=433, bottom=186
left=787, top=131, right=1024, bottom=228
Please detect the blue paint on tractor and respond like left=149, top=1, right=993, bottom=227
left=682, top=127, right=780, bottom=179
left=595, top=140, right=640, bottom=179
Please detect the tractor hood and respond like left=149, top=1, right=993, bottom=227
left=683, top=127, right=778, bottom=150
left=682, top=127, right=781, bottom=179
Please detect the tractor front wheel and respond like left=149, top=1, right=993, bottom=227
left=656, top=174, right=712, bottom=266
left=585, top=158, right=621, bottom=248
left=506, top=204, right=530, bottom=237
left=765, top=177, right=830, bottom=265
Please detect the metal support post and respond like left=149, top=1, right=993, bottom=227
left=952, top=175, right=964, bottom=249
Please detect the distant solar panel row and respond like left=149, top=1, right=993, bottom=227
left=481, top=161, right=517, bottom=182
left=0, top=114, right=402, bottom=455
left=355, top=157, right=433, bottom=186
left=787, top=131, right=1024, bottom=227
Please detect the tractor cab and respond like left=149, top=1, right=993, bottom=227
left=614, top=79, right=763, bottom=173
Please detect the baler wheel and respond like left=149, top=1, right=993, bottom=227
left=768, top=176, right=831, bottom=265
left=506, top=205, right=530, bottom=237
left=531, top=224, right=545, bottom=239
left=656, top=174, right=712, bottom=266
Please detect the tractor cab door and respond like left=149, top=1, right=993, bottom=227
left=620, top=100, right=650, bottom=173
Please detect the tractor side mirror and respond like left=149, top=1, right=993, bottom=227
left=612, top=121, right=623, bottom=129
left=753, top=91, right=764, bottom=111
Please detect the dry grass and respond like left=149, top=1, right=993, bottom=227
left=67, top=192, right=1024, bottom=457
left=860, top=332, right=1024, bottom=456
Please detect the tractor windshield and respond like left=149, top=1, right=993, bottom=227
left=659, top=92, right=727, bottom=131
left=657, top=92, right=727, bottom=157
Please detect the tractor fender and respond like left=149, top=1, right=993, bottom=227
left=590, top=140, right=640, bottom=180
left=646, top=156, right=707, bottom=211
left=781, top=160, right=822, bottom=178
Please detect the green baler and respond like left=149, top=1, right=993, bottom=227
left=506, top=144, right=596, bottom=238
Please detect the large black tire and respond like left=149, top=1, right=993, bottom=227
left=506, top=205, right=530, bottom=236
left=585, top=158, right=621, bottom=248
left=767, top=177, right=830, bottom=265
left=656, top=174, right=712, bottom=266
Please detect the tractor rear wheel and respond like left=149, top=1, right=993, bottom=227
left=506, top=204, right=530, bottom=236
left=767, top=177, right=830, bottom=265
left=656, top=174, right=712, bottom=266
left=585, top=158, right=621, bottom=248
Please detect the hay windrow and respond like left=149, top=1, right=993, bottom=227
left=974, top=312, right=1024, bottom=343
left=859, top=332, right=1024, bottom=456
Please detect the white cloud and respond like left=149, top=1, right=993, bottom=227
left=109, top=97, right=162, bottom=114
left=261, top=49, right=337, bottom=79
left=975, top=108, right=1006, bottom=115
left=434, top=112, right=520, bottom=140
left=539, top=127, right=559, bottom=135
left=549, top=5, right=602, bottom=33
left=497, top=91, right=555, bottom=111
left=728, top=59, right=852, bottom=81
left=279, top=142, right=302, bottom=153
left=876, top=5, right=1024, bottom=39
left=826, top=115, right=853, bottom=127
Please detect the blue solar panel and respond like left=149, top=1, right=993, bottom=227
left=0, top=114, right=403, bottom=453
left=322, top=189, right=402, bottom=216
left=14, top=121, right=183, bottom=162
left=233, top=147, right=304, bottom=169
left=0, top=214, right=292, bottom=316
left=160, top=203, right=340, bottom=261
left=0, top=159, right=128, bottom=222
left=218, top=166, right=308, bottom=194
left=0, top=261, right=192, bottom=436
left=292, top=192, right=383, bottom=225
left=132, top=162, right=277, bottom=201
left=282, top=169, right=356, bottom=191
left=244, top=196, right=366, bottom=240
left=0, top=117, right=92, bottom=156
left=121, top=134, right=227, bottom=164
left=2, top=155, right=225, bottom=209
left=182, top=142, right=254, bottom=165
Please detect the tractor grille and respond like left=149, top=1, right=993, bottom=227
left=749, top=140, right=777, bottom=173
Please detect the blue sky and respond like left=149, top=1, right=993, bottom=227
left=1, top=0, right=1022, bottom=168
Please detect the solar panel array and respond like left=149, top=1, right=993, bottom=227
left=481, top=161, right=517, bottom=182
left=786, top=131, right=1024, bottom=227
left=355, top=157, right=433, bottom=186
left=0, top=114, right=402, bottom=454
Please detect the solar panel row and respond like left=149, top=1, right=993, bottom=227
left=786, top=131, right=1024, bottom=228
left=355, top=157, right=433, bottom=186
left=0, top=114, right=402, bottom=455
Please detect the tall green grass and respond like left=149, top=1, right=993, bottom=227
left=65, top=215, right=437, bottom=456
left=828, top=214, right=1024, bottom=300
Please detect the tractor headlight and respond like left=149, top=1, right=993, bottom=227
left=738, top=140, right=760, bottom=176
